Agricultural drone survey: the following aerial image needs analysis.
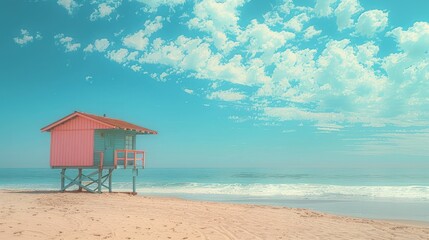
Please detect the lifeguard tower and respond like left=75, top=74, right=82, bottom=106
left=41, top=111, right=157, bottom=194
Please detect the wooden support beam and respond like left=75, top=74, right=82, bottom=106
left=132, top=168, right=138, bottom=194
left=98, top=169, right=102, bottom=193
left=60, top=168, right=65, bottom=192
left=78, top=168, right=82, bottom=192
left=108, top=169, right=112, bottom=193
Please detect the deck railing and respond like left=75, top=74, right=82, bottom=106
left=114, top=150, right=145, bottom=169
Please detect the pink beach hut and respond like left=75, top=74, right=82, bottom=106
left=41, top=111, right=157, bottom=193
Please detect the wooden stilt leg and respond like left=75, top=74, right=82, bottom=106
left=108, top=169, right=112, bottom=193
left=98, top=169, right=102, bottom=193
left=132, top=175, right=136, bottom=194
left=60, top=168, right=65, bottom=192
left=78, top=168, right=83, bottom=192
left=132, top=168, right=138, bottom=194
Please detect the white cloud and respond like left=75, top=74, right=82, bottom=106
left=238, top=20, right=295, bottom=58
left=184, top=89, right=194, bottom=94
left=141, top=33, right=271, bottom=86
left=137, top=0, right=185, bottom=12
left=357, top=42, right=379, bottom=67
left=159, top=72, right=168, bottom=80
left=279, top=0, right=295, bottom=14
left=57, top=0, right=79, bottom=15
left=315, top=0, right=338, bottom=17
left=334, top=0, right=363, bottom=31
left=90, top=1, right=122, bottom=21
left=94, top=38, right=110, bottom=52
left=130, top=64, right=141, bottom=72
left=315, top=123, right=344, bottom=132
left=388, top=22, right=429, bottom=59
left=263, top=11, right=283, bottom=27
left=355, top=10, right=388, bottom=37
left=258, top=39, right=390, bottom=127
left=207, top=89, right=246, bottom=101
left=84, top=38, right=110, bottom=53
left=123, top=16, right=163, bottom=51
left=211, top=31, right=239, bottom=53
left=284, top=13, right=310, bottom=32
left=382, top=23, right=429, bottom=120
left=13, top=29, right=41, bottom=45
left=54, top=34, right=81, bottom=52
left=315, top=39, right=386, bottom=112
left=303, top=26, right=322, bottom=40
left=188, top=0, right=245, bottom=35
left=130, top=64, right=142, bottom=72
left=260, top=48, right=317, bottom=101
left=187, top=0, right=244, bottom=53
left=141, top=36, right=249, bottom=86
left=107, top=48, right=129, bottom=63
left=123, top=31, right=149, bottom=51
left=200, top=54, right=249, bottom=85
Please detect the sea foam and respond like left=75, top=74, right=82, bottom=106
left=118, top=183, right=429, bottom=201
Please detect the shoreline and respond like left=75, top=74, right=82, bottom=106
left=1, top=190, right=428, bottom=239
left=2, top=188, right=428, bottom=223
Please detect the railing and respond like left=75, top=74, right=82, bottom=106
left=114, top=150, right=145, bottom=169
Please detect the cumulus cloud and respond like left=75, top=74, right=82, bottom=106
left=207, top=89, right=246, bottom=101
left=188, top=0, right=245, bottom=35
left=334, top=0, right=363, bottom=31
left=54, top=34, right=81, bottom=52
left=187, top=0, right=244, bottom=53
left=388, top=22, right=429, bottom=59
left=137, top=0, right=185, bottom=12
left=13, top=29, right=42, bottom=45
left=123, top=31, right=149, bottom=51
left=303, top=26, right=322, bottom=40
left=357, top=42, right=379, bottom=67
left=356, top=10, right=388, bottom=37
left=87, top=0, right=428, bottom=131
left=90, top=0, right=122, bottom=21
left=284, top=13, right=310, bottom=32
left=123, top=16, right=163, bottom=51
left=141, top=36, right=250, bottom=85
left=238, top=20, right=295, bottom=59
left=314, top=0, right=338, bottom=17
left=57, top=0, right=79, bottom=14
left=107, top=48, right=129, bottom=63
left=84, top=38, right=110, bottom=53
left=382, top=22, right=429, bottom=120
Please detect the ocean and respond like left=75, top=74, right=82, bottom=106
left=0, top=168, right=428, bottom=222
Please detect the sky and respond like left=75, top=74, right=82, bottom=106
left=0, top=0, right=428, bottom=168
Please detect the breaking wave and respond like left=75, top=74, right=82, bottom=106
left=112, top=182, right=429, bottom=201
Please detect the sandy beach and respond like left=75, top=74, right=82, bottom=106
left=0, top=190, right=428, bottom=239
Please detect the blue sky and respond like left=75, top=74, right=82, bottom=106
left=1, top=0, right=429, bottom=168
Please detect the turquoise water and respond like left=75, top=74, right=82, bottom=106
left=1, top=168, right=428, bottom=222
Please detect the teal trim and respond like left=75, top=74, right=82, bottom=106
left=59, top=168, right=115, bottom=193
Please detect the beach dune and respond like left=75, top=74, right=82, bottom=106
left=0, top=190, right=428, bottom=239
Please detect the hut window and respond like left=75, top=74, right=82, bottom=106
left=125, top=135, right=133, bottom=150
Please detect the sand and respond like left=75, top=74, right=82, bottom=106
left=0, top=190, right=428, bottom=239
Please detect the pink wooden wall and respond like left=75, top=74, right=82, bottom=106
left=50, top=116, right=110, bottom=167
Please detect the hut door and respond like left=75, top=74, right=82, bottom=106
left=104, top=132, right=114, bottom=165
